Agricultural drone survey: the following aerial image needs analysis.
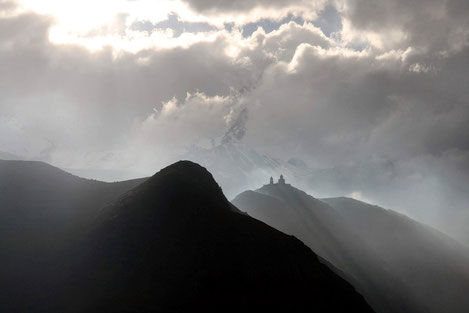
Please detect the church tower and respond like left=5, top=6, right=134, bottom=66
left=270, top=177, right=274, bottom=185
left=278, top=174, right=285, bottom=184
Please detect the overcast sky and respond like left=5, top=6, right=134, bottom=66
left=1, top=0, right=469, bottom=241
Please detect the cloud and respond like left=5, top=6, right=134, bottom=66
left=0, top=0, right=16, bottom=13
left=179, top=0, right=329, bottom=27
left=130, top=13, right=217, bottom=37
left=241, top=14, right=304, bottom=37
left=182, top=0, right=316, bottom=13
left=339, top=0, right=469, bottom=52
left=0, top=8, right=257, bottom=165
left=1, top=0, right=469, bottom=243
left=136, top=92, right=232, bottom=150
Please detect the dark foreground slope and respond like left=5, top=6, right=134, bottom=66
left=1, top=161, right=373, bottom=313
left=0, top=160, right=144, bottom=259
left=0, top=160, right=146, bottom=310
left=233, top=183, right=469, bottom=313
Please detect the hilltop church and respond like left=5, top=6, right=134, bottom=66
left=268, top=175, right=287, bottom=185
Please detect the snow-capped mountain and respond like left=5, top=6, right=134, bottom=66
left=181, top=109, right=310, bottom=197
left=182, top=142, right=290, bottom=197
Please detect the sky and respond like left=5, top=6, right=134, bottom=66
left=1, top=0, right=469, bottom=242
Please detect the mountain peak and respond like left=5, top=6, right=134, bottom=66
left=72, top=161, right=374, bottom=313
left=98, top=160, right=236, bottom=222
left=258, top=177, right=310, bottom=198
left=141, top=160, right=226, bottom=200
left=155, top=160, right=216, bottom=180
left=146, top=160, right=217, bottom=185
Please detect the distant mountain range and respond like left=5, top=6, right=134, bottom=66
left=0, top=151, right=24, bottom=160
left=233, top=180, right=469, bottom=313
left=181, top=140, right=396, bottom=200
left=181, top=141, right=314, bottom=197
left=0, top=160, right=373, bottom=313
left=0, top=151, right=144, bottom=182
left=182, top=140, right=469, bottom=249
left=3, top=158, right=469, bottom=313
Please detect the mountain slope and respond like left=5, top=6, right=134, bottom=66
left=321, top=197, right=469, bottom=313
left=0, top=160, right=146, bottom=311
left=0, top=160, right=145, bottom=243
left=0, top=159, right=145, bottom=214
left=1, top=160, right=374, bottom=313
left=233, top=182, right=414, bottom=313
left=65, top=161, right=373, bottom=313
left=233, top=182, right=469, bottom=313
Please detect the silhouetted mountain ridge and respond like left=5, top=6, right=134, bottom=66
left=320, top=196, right=469, bottom=313
left=235, top=182, right=409, bottom=313
left=69, top=161, right=373, bottom=312
left=0, top=160, right=146, bottom=312
left=0, top=159, right=145, bottom=228
left=233, top=181, right=469, bottom=313
left=1, top=160, right=374, bottom=313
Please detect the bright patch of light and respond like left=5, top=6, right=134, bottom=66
left=349, top=191, right=375, bottom=204
left=15, top=0, right=327, bottom=52
left=16, top=0, right=197, bottom=50
left=18, top=0, right=127, bottom=32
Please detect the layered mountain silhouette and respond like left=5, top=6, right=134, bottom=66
left=0, top=160, right=373, bottom=313
left=0, top=160, right=145, bottom=311
left=321, top=197, right=469, bottom=313
left=233, top=180, right=469, bottom=313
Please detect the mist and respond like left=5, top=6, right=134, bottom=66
left=1, top=0, right=469, bottom=244
left=2, top=1, right=469, bottom=312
